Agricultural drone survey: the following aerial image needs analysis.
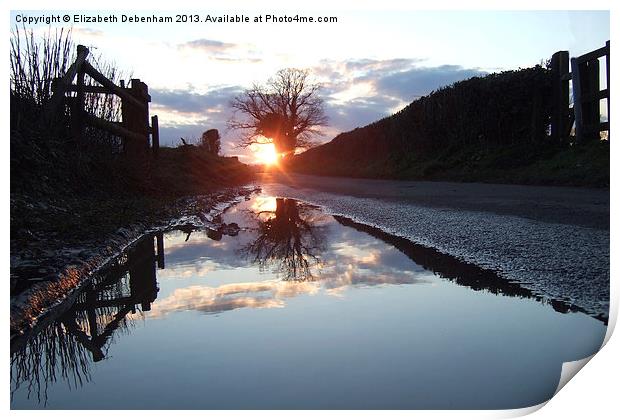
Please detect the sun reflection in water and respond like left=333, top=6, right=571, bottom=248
left=250, top=195, right=278, bottom=214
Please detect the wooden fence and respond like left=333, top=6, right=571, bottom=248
left=550, top=41, right=610, bottom=144
left=45, top=44, right=160, bottom=157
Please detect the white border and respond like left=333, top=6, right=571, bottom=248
left=2, top=1, right=616, bottom=419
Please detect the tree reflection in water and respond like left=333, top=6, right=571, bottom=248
left=242, top=198, right=327, bottom=281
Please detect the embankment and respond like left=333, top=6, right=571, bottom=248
left=287, top=66, right=609, bottom=187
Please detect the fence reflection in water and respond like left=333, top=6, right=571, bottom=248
left=10, top=233, right=163, bottom=404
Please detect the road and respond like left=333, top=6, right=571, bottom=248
left=256, top=172, right=610, bottom=320
left=258, top=172, right=609, bottom=230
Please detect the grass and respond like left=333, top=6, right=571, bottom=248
left=151, top=146, right=253, bottom=197
left=289, top=139, right=609, bottom=188
left=406, top=140, right=610, bottom=187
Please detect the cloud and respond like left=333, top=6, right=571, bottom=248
left=148, top=58, right=486, bottom=154
left=325, top=96, right=403, bottom=131
left=149, top=86, right=244, bottom=147
left=151, top=86, right=242, bottom=114
left=180, top=38, right=237, bottom=53
left=344, top=58, right=425, bottom=75
left=179, top=39, right=262, bottom=63
left=376, top=64, right=487, bottom=101
left=72, top=27, right=104, bottom=37
left=210, top=57, right=262, bottom=63
left=312, top=58, right=487, bottom=134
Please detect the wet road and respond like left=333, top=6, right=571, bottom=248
left=259, top=173, right=609, bottom=229
left=257, top=172, right=610, bottom=319
left=11, top=193, right=606, bottom=409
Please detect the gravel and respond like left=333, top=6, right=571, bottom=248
left=257, top=173, right=609, bottom=319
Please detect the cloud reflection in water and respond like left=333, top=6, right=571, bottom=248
left=146, top=197, right=430, bottom=318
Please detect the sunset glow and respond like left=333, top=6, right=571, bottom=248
left=253, top=143, right=279, bottom=166
left=15, top=10, right=608, bottom=158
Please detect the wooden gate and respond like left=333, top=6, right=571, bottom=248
left=550, top=41, right=610, bottom=144
left=44, top=44, right=160, bottom=157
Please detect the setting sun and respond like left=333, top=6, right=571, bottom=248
left=253, top=143, right=279, bottom=166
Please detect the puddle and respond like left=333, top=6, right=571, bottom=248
left=10, top=193, right=607, bottom=409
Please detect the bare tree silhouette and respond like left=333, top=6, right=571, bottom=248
left=228, top=68, right=328, bottom=157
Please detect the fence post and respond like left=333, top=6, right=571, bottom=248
left=71, top=66, right=86, bottom=142
left=73, top=45, right=88, bottom=142
left=129, top=235, right=158, bottom=312
left=138, top=81, right=151, bottom=150
left=151, top=115, right=159, bottom=156
left=133, top=79, right=150, bottom=151
left=550, top=51, right=570, bottom=143
left=120, top=84, right=132, bottom=154
left=121, top=79, right=150, bottom=157
left=571, top=57, right=583, bottom=144
left=582, top=59, right=601, bottom=141
left=606, top=40, right=610, bottom=139
left=40, top=45, right=89, bottom=127
left=156, top=232, right=165, bottom=269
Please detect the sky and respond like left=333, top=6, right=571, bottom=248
left=10, top=9, right=610, bottom=162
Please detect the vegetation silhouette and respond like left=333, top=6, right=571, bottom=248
left=291, top=67, right=551, bottom=171
left=288, top=65, right=609, bottom=186
left=200, top=129, right=221, bottom=156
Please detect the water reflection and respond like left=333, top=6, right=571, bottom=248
left=11, top=234, right=161, bottom=405
left=241, top=198, right=327, bottom=281
left=10, top=194, right=606, bottom=408
left=145, top=281, right=320, bottom=318
left=333, top=216, right=603, bottom=322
